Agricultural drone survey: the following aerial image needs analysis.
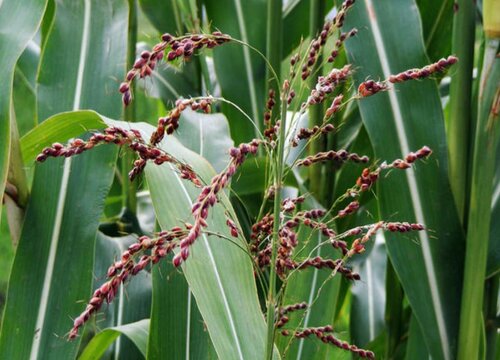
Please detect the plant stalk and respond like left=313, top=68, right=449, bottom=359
left=264, top=88, right=289, bottom=360
left=122, top=0, right=138, bottom=213
left=308, top=0, right=325, bottom=202
left=457, top=37, right=500, bottom=360
left=447, top=0, right=476, bottom=221
left=265, top=0, right=282, bottom=102
left=485, top=275, right=499, bottom=360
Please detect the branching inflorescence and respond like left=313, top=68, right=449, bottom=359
left=35, top=0, right=458, bottom=357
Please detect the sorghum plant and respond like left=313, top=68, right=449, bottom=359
left=33, top=1, right=458, bottom=358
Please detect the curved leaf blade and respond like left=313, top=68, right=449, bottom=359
left=175, top=109, right=234, bottom=173
left=21, top=110, right=106, bottom=164
left=147, top=109, right=234, bottom=359
left=93, top=233, right=152, bottom=360
left=112, top=121, right=269, bottom=359
left=79, top=319, right=150, bottom=360
left=0, top=0, right=127, bottom=358
left=204, top=0, right=267, bottom=144
left=344, top=1, right=465, bottom=359
left=0, top=0, right=47, bottom=222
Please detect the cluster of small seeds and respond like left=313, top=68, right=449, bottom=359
left=226, top=218, right=239, bottom=237
left=276, top=227, right=299, bottom=277
left=385, top=222, right=425, bottom=232
left=347, top=221, right=425, bottom=256
left=382, top=145, right=432, bottom=170
left=296, top=149, right=369, bottom=167
left=150, top=97, right=213, bottom=146
left=263, top=90, right=278, bottom=140
left=337, top=200, right=359, bottom=218
left=302, top=22, right=333, bottom=80
left=296, top=257, right=360, bottom=281
left=291, top=123, right=335, bottom=147
left=120, top=32, right=231, bottom=106
left=327, top=29, right=358, bottom=63
left=68, top=228, right=185, bottom=339
left=250, top=214, right=274, bottom=254
left=127, top=141, right=200, bottom=183
left=352, top=146, right=432, bottom=194
left=306, top=65, right=352, bottom=106
left=358, top=56, right=458, bottom=98
left=324, top=94, right=344, bottom=120
left=173, top=139, right=262, bottom=267
left=294, top=324, right=375, bottom=359
left=388, top=56, right=458, bottom=83
left=281, top=196, right=305, bottom=213
left=335, top=0, right=356, bottom=28
left=36, top=127, right=141, bottom=163
left=357, top=80, right=389, bottom=97
left=276, top=302, right=308, bottom=329
left=355, top=167, right=381, bottom=192
left=35, top=127, right=199, bottom=184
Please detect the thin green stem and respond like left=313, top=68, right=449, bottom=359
left=265, top=0, right=282, bottom=108
left=264, top=88, right=289, bottom=360
left=122, top=0, right=138, bottom=213
left=447, top=0, right=476, bottom=221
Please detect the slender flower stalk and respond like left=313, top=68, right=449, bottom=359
left=265, top=80, right=290, bottom=360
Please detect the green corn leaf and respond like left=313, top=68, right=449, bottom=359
left=138, top=0, right=181, bottom=35
left=0, top=0, right=47, bottom=224
left=137, top=122, right=269, bottom=359
left=92, top=233, right=152, bottom=360
left=60, top=117, right=270, bottom=359
left=457, top=38, right=500, bottom=359
left=350, top=228, right=387, bottom=348
left=416, top=0, right=454, bottom=62
left=275, top=199, right=342, bottom=359
left=344, top=1, right=465, bottom=359
left=21, top=110, right=107, bottom=164
left=175, top=109, right=234, bottom=173
left=137, top=0, right=202, bottom=106
left=405, top=315, right=430, bottom=360
left=204, top=0, right=267, bottom=144
left=487, top=142, right=500, bottom=277
left=79, top=319, right=150, bottom=360
left=147, top=109, right=234, bottom=359
left=0, top=1, right=127, bottom=359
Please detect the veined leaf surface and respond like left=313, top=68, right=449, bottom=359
left=344, top=1, right=464, bottom=358
left=0, top=0, right=47, bottom=223
left=0, top=0, right=127, bottom=358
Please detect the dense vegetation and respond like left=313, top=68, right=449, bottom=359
left=0, top=0, right=498, bottom=359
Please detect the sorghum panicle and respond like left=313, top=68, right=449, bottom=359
left=120, top=32, right=231, bottom=106
left=68, top=228, right=185, bottom=339
left=172, top=139, right=263, bottom=267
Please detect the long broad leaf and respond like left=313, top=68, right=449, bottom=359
left=21, top=110, right=107, bottom=164
left=104, top=120, right=269, bottom=359
left=204, top=0, right=267, bottom=144
left=0, top=0, right=47, bottom=223
left=147, top=110, right=234, bottom=359
left=79, top=319, right=150, bottom=360
left=350, top=232, right=387, bottom=348
left=93, top=233, right=152, bottom=360
left=0, top=1, right=127, bottom=358
left=344, top=1, right=464, bottom=359
left=175, top=109, right=234, bottom=173
left=416, top=0, right=453, bottom=62
left=487, top=141, right=500, bottom=277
